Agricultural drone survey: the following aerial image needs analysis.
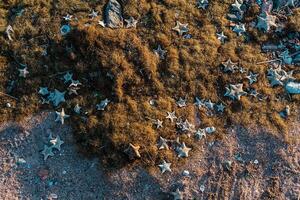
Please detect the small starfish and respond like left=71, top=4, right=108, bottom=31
left=195, top=129, right=206, bottom=140
left=233, top=23, right=246, bottom=36
left=50, top=136, right=64, bottom=151
left=154, top=119, right=163, bottom=129
left=154, top=45, right=167, bottom=59
left=249, top=89, right=259, bottom=97
left=224, top=84, right=247, bottom=100
left=196, top=0, right=209, bottom=9
left=74, top=104, right=81, bottom=114
left=96, top=98, right=110, bottom=110
left=55, top=108, right=70, bottom=125
left=98, top=20, right=106, bottom=27
left=48, top=89, right=66, bottom=107
left=176, top=97, right=187, bottom=108
left=166, top=111, right=177, bottom=123
left=177, top=142, right=191, bottom=158
left=257, top=12, right=277, bottom=32
left=246, top=72, right=259, bottom=85
left=63, top=14, right=73, bottom=21
left=18, top=67, right=29, bottom=78
left=172, top=21, right=189, bottom=36
left=222, top=59, right=238, bottom=73
left=231, top=0, right=243, bottom=12
left=171, top=188, right=184, bottom=200
left=158, top=136, right=169, bottom=150
left=216, top=32, right=227, bottom=43
left=204, top=100, right=215, bottom=110
left=89, top=10, right=98, bottom=19
left=41, top=145, right=54, bottom=160
left=124, top=143, right=141, bottom=159
left=216, top=103, right=225, bottom=112
left=63, top=72, right=73, bottom=83
left=158, top=160, right=172, bottom=174
left=39, top=87, right=49, bottom=96
left=125, top=17, right=138, bottom=28
left=194, top=97, right=205, bottom=108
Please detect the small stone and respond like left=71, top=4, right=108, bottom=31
left=253, top=159, right=259, bottom=164
left=182, top=170, right=189, bottom=176
left=199, top=185, right=205, bottom=192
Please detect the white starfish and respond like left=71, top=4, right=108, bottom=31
left=55, top=108, right=70, bottom=125
left=224, top=84, right=247, bottom=100
left=125, top=17, right=138, bottom=28
left=18, top=67, right=29, bottom=78
left=231, top=0, right=243, bottom=12
left=166, top=111, right=177, bottom=123
left=98, top=20, right=106, bottom=27
left=154, top=119, right=163, bottom=129
left=216, top=32, right=227, bottom=43
left=222, top=59, right=238, bottom=72
left=195, top=129, right=206, bottom=140
left=63, top=14, right=73, bottom=21
left=172, top=21, right=189, bottom=36
left=176, top=97, right=187, bottom=108
left=158, top=160, right=172, bottom=174
left=50, top=135, right=64, bottom=151
left=177, top=142, right=191, bottom=158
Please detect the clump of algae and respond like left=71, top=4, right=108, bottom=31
left=0, top=0, right=299, bottom=168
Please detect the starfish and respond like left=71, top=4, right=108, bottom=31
left=55, top=108, right=70, bottom=125
left=231, top=0, right=243, bottom=12
left=171, top=188, right=183, bottom=200
left=63, top=72, right=73, bottom=83
left=249, top=89, right=259, bottom=97
left=222, top=59, right=238, bottom=73
left=194, top=97, right=205, bottom=108
left=6, top=25, right=14, bottom=41
left=195, top=128, right=206, bottom=140
left=177, top=142, right=191, bottom=158
left=216, top=103, right=225, bottom=112
left=96, top=98, right=110, bottom=110
left=50, top=135, right=64, bottom=151
left=124, top=143, right=141, bottom=159
left=246, top=72, right=259, bottom=85
left=176, top=97, right=187, bottom=108
left=89, top=10, right=98, bottom=19
left=224, top=84, right=247, bottom=100
left=98, top=20, right=106, bottom=27
left=125, top=17, right=138, bottom=28
left=41, top=145, right=54, bottom=160
left=38, top=87, right=49, bottom=96
left=204, top=100, right=215, bottom=110
left=48, top=89, right=66, bottom=107
left=158, top=136, right=169, bottom=150
left=154, top=119, right=163, bottom=129
left=166, top=111, right=177, bottom=123
left=216, top=32, right=227, bottom=43
left=196, top=0, right=209, bottom=9
left=233, top=23, right=246, bottom=36
left=63, top=14, right=73, bottom=21
left=18, top=67, right=29, bottom=78
left=158, top=160, right=172, bottom=174
left=74, top=104, right=81, bottom=114
left=172, top=21, right=189, bottom=36
left=154, top=45, right=167, bottom=59
left=257, top=12, right=277, bottom=32
left=239, top=66, right=247, bottom=73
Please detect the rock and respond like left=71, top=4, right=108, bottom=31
left=104, top=0, right=123, bottom=28
left=285, top=81, right=300, bottom=94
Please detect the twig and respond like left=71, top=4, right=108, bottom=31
left=0, top=92, right=18, bottom=100
left=256, top=59, right=281, bottom=65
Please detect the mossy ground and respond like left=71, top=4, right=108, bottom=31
left=0, top=0, right=299, bottom=168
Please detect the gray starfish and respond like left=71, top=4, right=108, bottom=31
left=154, top=45, right=167, bottom=59
left=195, top=128, right=206, bottom=140
left=96, top=98, right=110, bottom=110
left=63, top=14, right=73, bottom=21
left=50, top=136, right=64, bottom=151
left=125, top=17, right=138, bottom=28
left=39, top=87, right=49, bottom=96
left=158, top=160, right=172, bottom=173
left=154, top=119, right=163, bottom=129
left=194, top=97, right=205, bottom=108
left=171, top=188, right=183, bottom=200
left=216, top=103, right=225, bottom=112
left=176, top=97, right=187, bottom=108
left=48, top=89, right=66, bottom=107
left=233, top=23, right=246, bottom=35
left=18, top=67, right=29, bottom=78
left=177, top=142, right=191, bottom=158
left=172, top=21, right=189, bottom=36
left=196, top=0, right=209, bottom=9
left=89, top=10, right=98, bottom=19
left=224, top=84, right=247, bottom=100
left=239, top=66, right=247, bottom=73
left=216, top=32, right=227, bottom=43
left=204, top=100, right=215, bottom=110
left=249, top=89, right=259, bottom=97
left=166, top=111, right=177, bottom=123
left=158, top=136, right=169, bottom=150
left=246, top=72, right=259, bottom=85
left=257, top=12, right=277, bottom=32
left=55, top=108, right=70, bottom=125
left=41, top=145, right=54, bottom=160
left=222, top=59, right=238, bottom=72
